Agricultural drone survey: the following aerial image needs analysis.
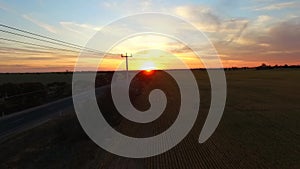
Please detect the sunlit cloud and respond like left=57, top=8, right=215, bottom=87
left=59, top=22, right=101, bottom=38
left=22, top=14, right=57, bottom=34
left=254, top=1, right=299, bottom=11
left=174, top=5, right=221, bottom=32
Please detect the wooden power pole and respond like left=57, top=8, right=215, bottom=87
left=121, top=53, right=132, bottom=82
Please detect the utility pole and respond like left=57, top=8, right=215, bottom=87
left=121, top=53, right=132, bottom=82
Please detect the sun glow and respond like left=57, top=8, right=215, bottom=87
left=140, top=61, right=156, bottom=70
left=139, top=61, right=156, bottom=75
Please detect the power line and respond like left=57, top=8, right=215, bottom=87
left=0, top=37, right=84, bottom=54
left=0, top=29, right=103, bottom=55
left=0, top=23, right=102, bottom=54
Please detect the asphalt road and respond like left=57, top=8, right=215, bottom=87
left=0, top=86, right=109, bottom=141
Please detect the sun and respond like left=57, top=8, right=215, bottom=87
left=143, top=69, right=154, bottom=75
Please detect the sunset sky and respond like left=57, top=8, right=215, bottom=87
left=0, top=0, right=299, bottom=72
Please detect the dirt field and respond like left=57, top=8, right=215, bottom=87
left=0, top=69, right=299, bottom=169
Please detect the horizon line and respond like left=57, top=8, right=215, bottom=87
left=1, top=64, right=300, bottom=74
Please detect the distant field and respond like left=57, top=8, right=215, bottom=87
left=0, top=73, right=73, bottom=85
left=0, top=69, right=299, bottom=169
left=211, top=69, right=300, bottom=168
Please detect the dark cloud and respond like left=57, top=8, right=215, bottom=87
left=214, top=17, right=300, bottom=64
left=264, top=17, right=300, bottom=50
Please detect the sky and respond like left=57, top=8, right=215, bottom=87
left=0, top=0, right=299, bottom=72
